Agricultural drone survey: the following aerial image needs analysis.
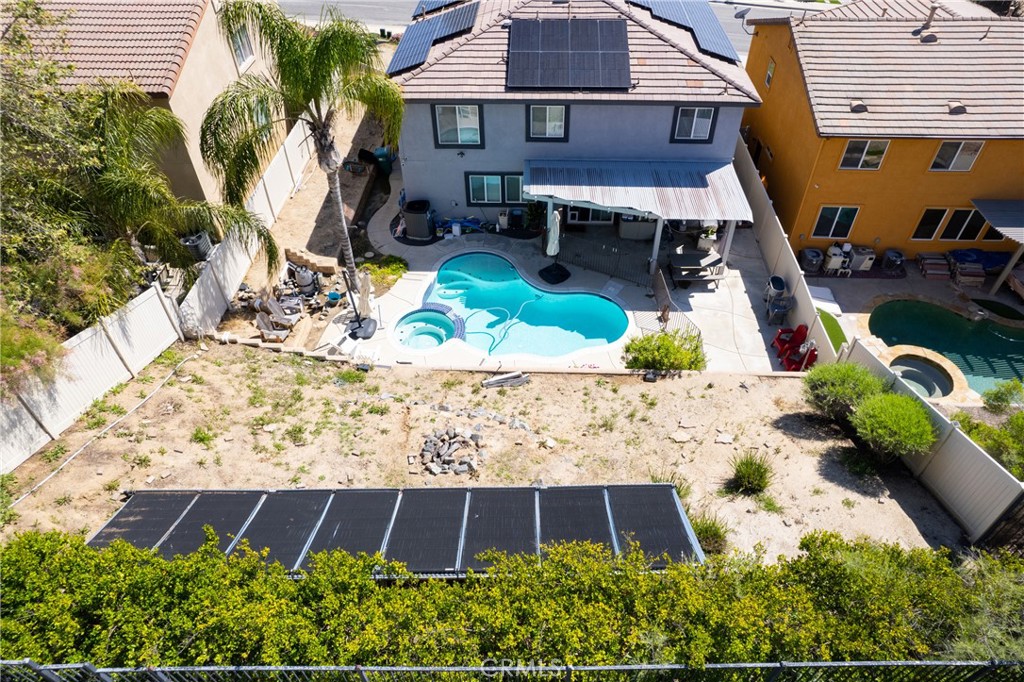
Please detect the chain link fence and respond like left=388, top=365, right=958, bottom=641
left=4, top=660, right=1021, bottom=682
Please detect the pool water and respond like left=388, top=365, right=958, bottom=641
left=394, top=310, right=456, bottom=349
left=869, top=300, right=1024, bottom=394
left=889, top=355, right=953, bottom=398
left=972, top=298, right=1024, bottom=321
left=415, top=252, right=628, bottom=356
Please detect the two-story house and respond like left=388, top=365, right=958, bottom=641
left=44, top=0, right=310, bottom=226
left=741, top=0, right=1024, bottom=269
left=388, top=0, right=759, bottom=273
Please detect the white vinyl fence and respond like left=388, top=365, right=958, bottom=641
left=734, top=139, right=838, bottom=365
left=246, top=123, right=313, bottom=227
left=843, top=338, right=1024, bottom=542
left=1, top=284, right=182, bottom=474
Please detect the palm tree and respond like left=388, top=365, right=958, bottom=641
left=199, top=1, right=404, bottom=291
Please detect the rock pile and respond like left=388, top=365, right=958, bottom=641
left=416, top=426, right=486, bottom=476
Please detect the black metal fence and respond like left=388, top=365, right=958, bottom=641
left=557, top=232, right=653, bottom=287
left=3, top=660, right=1022, bottom=682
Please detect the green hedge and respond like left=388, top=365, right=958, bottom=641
left=803, top=362, right=885, bottom=422
left=851, top=393, right=937, bottom=461
left=1, top=530, right=1021, bottom=666
left=623, top=329, right=706, bottom=372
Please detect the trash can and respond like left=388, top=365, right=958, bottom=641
left=883, top=249, right=905, bottom=270
left=403, top=200, right=432, bottom=241
left=374, top=146, right=393, bottom=176
left=180, top=231, right=212, bottom=261
left=800, top=248, right=824, bottom=274
left=764, top=275, right=786, bottom=304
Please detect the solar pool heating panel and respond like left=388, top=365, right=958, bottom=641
left=235, top=491, right=331, bottom=569
left=89, top=491, right=196, bottom=549
left=626, top=0, right=739, bottom=63
left=156, top=491, right=263, bottom=558
left=300, top=490, right=399, bottom=568
left=433, top=1, right=479, bottom=41
left=607, top=485, right=696, bottom=567
left=412, top=0, right=462, bottom=17
left=539, top=486, right=613, bottom=547
left=460, top=488, right=537, bottom=571
left=387, top=21, right=437, bottom=75
left=385, top=488, right=466, bottom=573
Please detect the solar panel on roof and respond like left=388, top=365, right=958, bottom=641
left=411, top=0, right=463, bottom=18
left=387, top=2, right=479, bottom=75
left=506, top=19, right=631, bottom=90
left=626, top=0, right=739, bottom=63
left=89, top=491, right=196, bottom=549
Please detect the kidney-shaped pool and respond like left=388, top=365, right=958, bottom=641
left=395, top=252, right=629, bottom=356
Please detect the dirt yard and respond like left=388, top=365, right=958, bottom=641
left=3, top=342, right=964, bottom=559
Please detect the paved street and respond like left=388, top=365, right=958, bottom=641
left=277, top=0, right=806, bottom=57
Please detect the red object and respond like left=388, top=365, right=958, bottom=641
left=772, top=324, right=808, bottom=356
left=782, top=347, right=818, bottom=371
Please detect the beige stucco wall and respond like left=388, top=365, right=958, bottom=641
left=164, top=0, right=273, bottom=202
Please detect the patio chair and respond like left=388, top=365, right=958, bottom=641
left=771, top=323, right=808, bottom=357
left=265, top=297, right=303, bottom=328
left=255, top=312, right=289, bottom=343
left=782, top=346, right=817, bottom=371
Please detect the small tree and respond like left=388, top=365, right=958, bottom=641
left=851, top=393, right=936, bottom=461
left=982, top=379, right=1024, bottom=415
left=623, top=329, right=706, bottom=372
left=803, top=362, right=885, bottom=421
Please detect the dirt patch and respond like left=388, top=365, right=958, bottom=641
left=4, top=342, right=965, bottom=559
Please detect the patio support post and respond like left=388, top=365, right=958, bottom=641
left=988, top=242, right=1024, bottom=295
left=720, top=220, right=737, bottom=268
left=650, top=217, right=664, bottom=274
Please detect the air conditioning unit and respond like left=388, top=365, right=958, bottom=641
left=850, top=246, right=876, bottom=271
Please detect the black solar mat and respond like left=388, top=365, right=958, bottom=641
left=301, top=490, right=399, bottom=569
left=626, top=0, right=739, bottom=63
left=412, top=0, right=462, bottom=17
left=385, top=488, right=466, bottom=573
left=235, top=491, right=331, bottom=569
left=506, top=19, right=631, bottom=89
left=607, top=485, right=696, bottom=567
left=89, top=491, right=196, bottom=549
left=539, top=486, right=614, bottom=547
left=461, top=488, right=537, bottom=571
left=387, top=2, right=479, bottom=75
left=156, top=491, right=263, bottom=558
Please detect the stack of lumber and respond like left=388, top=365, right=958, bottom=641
left=917, top=253, right=951, bottom=280
left=952, top=260, right=986, bottom=287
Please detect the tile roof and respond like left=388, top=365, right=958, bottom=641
left=810, top=0, right=993, bottom=20
left=394, top=0, right=759, bottom=105
left=31, top=0, right=208, bottom=97
left=752, top=0, right=1024, bottom=138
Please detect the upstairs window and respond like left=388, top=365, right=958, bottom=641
left=930, top=141, right=983, bottom=171
left=812, top=206, right=858, bottom=240
left=528, top=105, right=567, bottom=141
left=435, top=105, right=482, bottom=146
left=840, top=140, right=889, bottom=170
left=672, top=107, right=715, bottom=142
left=765, top=58, right=776, bottom=88
left=230, top=28, right=254, bottom=69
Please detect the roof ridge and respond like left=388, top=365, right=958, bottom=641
left=608, top=0, right=759, bottom=102
left=798, top=15, right=1024, bottom=23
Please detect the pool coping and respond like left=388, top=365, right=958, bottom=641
left=872, top=344, right=974, bottom=404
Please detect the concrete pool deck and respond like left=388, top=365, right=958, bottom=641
left=315, top=166, right=784, bottom=373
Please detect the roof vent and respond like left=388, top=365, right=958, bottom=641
left=948, top=101, right=967, bottom=115
left=924, top=3, right=939, bottom=29
left=501, top=19, right=512, bottom=28
left=920, top=33, right=938, bottom=43
left=553, top=0, right=569, bottom=4
left=850, top=100, right=868, bottom=113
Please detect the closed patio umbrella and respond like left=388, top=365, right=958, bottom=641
left=546, top=209, right=561, bottom=257
left=357, top=269, right=373, bottom=318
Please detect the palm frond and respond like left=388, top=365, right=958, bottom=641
left=93, top=82, right=185, bottom=165
left=336, top=73, right=405, bottom=147
left=175, top=201, right=280, bottom=277
left=199, top=74, right=287, bottom=205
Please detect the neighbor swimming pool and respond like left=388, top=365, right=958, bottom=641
left=869, top=300, right=1024, bottom=394
left=395, top=252, right=629, bottom=356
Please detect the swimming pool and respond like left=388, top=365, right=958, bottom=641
left=869, top=300, right=1024, bottom=394
left=396, top=252, right=629, bottom=356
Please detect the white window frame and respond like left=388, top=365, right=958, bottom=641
left=765, top=58, right=775, bottom=88
left=673, top=107, right=714, bottom=141
left=939, top=209, right=987, bottom=241
left=230, top=27, right=255, bottom=71
left=812, top=206, right=859, bottom=240
left=435, top=105, right=481, bottom=146
left=930, top=140, right=983, bottom=172
left=910, top=208, right=948, bottom=241
left=468, top=174, right=502, bottom=204
left=839, top=139, right=889, bottom=170
left=529, top=105, right=566, bottom=140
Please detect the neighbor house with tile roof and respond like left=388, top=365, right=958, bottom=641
left=32, top=0, right=310, bottom=224
left=741, top=0, right=1024, bottom=261
left=389, top=0, right=759, bottom=270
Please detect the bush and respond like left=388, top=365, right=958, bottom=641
left=982, top=379, right=1024, bottom=415
left=726, top=451, right=775, bottom=495
left=954, top=410, right=1024, bottom=481
left=803, top=362, right=885, bottom=421
left=851, top=393, right=936, bottom=461
left=623, top=329, right=706, bottom=372
left=0, top=474, right=18, bottom=527
left=362, top=256, right=408, bottom=290
left=690, top=511, right=730, bottom=555
left=0, top=302, right=65, bottom=399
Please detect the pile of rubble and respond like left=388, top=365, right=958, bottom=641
left=415, top=426, right=486, bottom=476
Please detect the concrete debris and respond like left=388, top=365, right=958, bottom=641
left=715, top=433, right=734, bottom=444
left=669, top=431, right=692, bottom=444
left=420, top=425, right=480, bottom=476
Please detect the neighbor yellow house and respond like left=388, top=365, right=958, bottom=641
left=741, top=0, right=1024, bottom=260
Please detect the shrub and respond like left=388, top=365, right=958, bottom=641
left=362, top=256, right=408, bottom=290
left=803, top=362, right=885, bottom=421
left=651, top=470, right=692, bottom=502
left=623, top=329, right=706, bottom=372
left=726, top=451, right=775, bottom=495
left=690, top=511, right=729, bottom=554
left=0, top=474, right=18, bottom=527
left=982, top=379, right=1024, bottom=415
left=954, top=410, right=1024, bottom=481
left=851, top=393, right=936, bottom=461
left=0, top=302, right=65, bottom=399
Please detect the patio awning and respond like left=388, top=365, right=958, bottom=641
left=523, top=159, right=753, bottom=222
left=971, top=199, right=1024, bottom=243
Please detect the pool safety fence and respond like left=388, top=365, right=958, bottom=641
left=3, top=660, right=1022, bottom=682
left=557, top=231, right=654, bottom=287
